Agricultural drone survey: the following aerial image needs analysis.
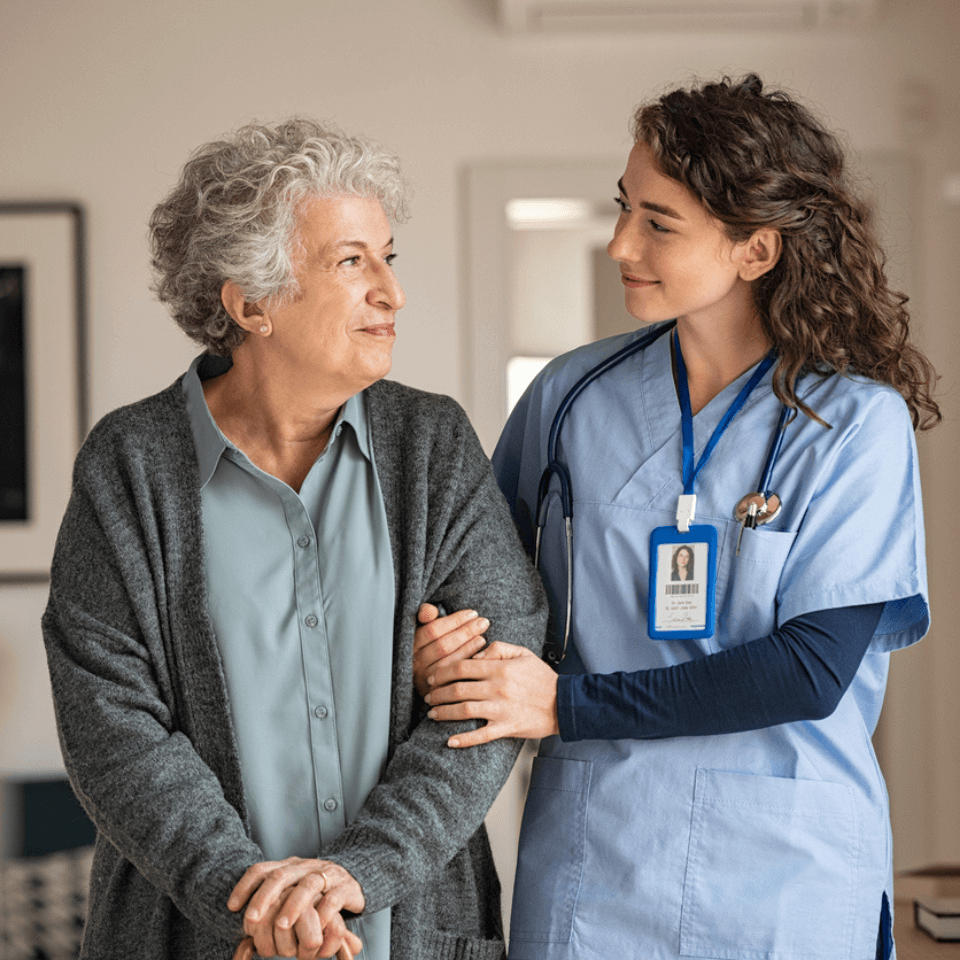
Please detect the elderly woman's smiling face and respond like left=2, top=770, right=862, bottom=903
left=260, top=195, right=405, bottom=397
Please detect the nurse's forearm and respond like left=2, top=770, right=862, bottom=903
left=556, top=602, right=884, bottom=741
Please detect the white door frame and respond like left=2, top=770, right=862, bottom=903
left=464, top=157, right=626, bottom=452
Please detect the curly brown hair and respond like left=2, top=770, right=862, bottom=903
left=632, top=74, right=940, bottom=430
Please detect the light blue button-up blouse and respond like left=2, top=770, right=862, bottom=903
left=183, top=355, right=393, bottom=959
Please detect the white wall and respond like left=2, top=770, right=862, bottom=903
left=1, top=0, right=958, bottom=873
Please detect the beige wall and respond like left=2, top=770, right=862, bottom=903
left=1, top=0, right=957, bottom=871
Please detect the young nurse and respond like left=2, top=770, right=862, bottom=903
left=415, top=75, right=940, bottom=960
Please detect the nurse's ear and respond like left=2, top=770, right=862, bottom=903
left=735, top=229, right=782, bottom=282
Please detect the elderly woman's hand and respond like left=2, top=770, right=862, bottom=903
left=229, top=858, right=364, bottom=959
left=413, top=604, right=489, bottom=698
left=233, top=923, right=359, bottom=960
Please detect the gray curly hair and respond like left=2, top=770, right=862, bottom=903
left=149, top=118, right=410, bottom=355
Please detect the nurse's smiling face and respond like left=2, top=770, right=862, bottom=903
left=607, top=142, right=759, bottom=330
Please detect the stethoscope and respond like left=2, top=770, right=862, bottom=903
left=533, top=320, right=792, bottom=663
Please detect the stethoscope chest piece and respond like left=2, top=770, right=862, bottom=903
left=734, top=491, right=782, bottom=527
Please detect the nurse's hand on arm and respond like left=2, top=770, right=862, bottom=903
left=422, top=603, right=885, bottom=746
left=228, top=857, right=364, bottom=960
left=422, top=635, right=560, bottom=747
left=413, top=604, right=490, bottom=698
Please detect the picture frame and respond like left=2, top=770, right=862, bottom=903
left=0, top=202, right=87, bottom=584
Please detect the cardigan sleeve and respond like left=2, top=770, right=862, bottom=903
left=41, top=426, right=261, bottom=945
left=321, top=395, right=549, bottom=912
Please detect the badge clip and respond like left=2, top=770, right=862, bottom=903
left=676, top=494, right=697, bottom=534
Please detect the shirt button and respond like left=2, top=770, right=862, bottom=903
left=297, top=535, right=311, bottom=548
left=314, top=705, right=328, bottom=719
left=324, top=798, right=338, bottom=812
left=305, top=614, right=319, bottom=628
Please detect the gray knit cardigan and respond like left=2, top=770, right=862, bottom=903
left=42, top=371, right=547, bottom=960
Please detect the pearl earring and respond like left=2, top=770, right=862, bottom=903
left=259, top=324, right=269, bottom=334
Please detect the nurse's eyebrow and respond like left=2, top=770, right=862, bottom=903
left=617, top=178, right=685, bottom=221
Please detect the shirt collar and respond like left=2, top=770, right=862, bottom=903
left=182, top=354, right=229, bottom=489
left=341, top=390, right=371, bottom=461
left=182, top=354, right=374, bottom=489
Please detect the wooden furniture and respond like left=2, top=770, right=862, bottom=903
left=895, top=867, right=960, bottom=958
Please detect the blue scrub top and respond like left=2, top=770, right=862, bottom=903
left=493, top=324, right=929, bottom=960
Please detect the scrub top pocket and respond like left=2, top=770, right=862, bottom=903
left=679, top=768, right=858, bottom=959
left=509, top=755, right=591, bottom=946
left=715, top=525, right=797, bottom=649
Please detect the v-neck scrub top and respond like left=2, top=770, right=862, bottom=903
left=492, top=324, right=929, bottom=960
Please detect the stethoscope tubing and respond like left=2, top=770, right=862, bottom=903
left=534, top=321, right=676, bottom=661
left=758, top=403, right=791, bottom=498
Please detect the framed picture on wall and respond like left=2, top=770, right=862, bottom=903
left=0, top=203, right=87, bottom=584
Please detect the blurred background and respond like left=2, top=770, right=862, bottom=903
left=1, top=0, right=957, bottom=937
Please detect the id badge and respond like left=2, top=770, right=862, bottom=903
left=648, top=524, right=717, bottom=640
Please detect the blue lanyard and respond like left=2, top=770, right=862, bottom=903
left=673, top=328, right=777, bottom=497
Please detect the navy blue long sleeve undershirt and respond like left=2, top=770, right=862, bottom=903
left=556, top=603, right=885, bottom=741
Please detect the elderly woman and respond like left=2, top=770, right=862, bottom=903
left=41, top=120, right=546, bottom=960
